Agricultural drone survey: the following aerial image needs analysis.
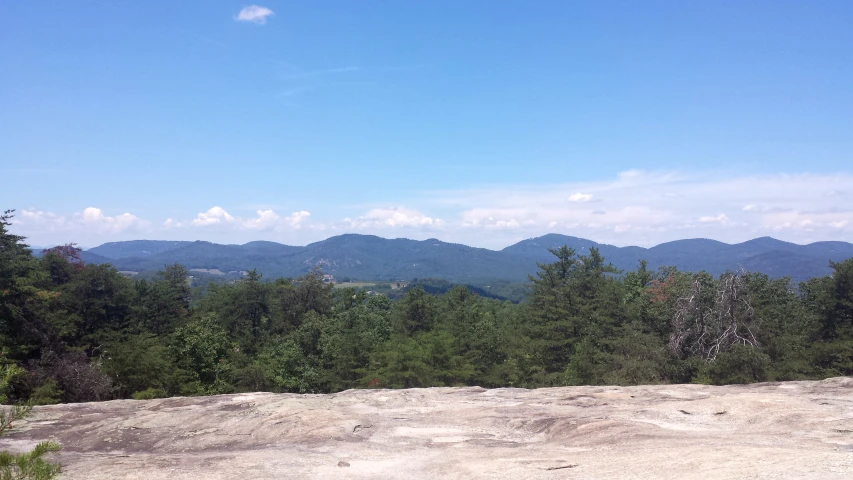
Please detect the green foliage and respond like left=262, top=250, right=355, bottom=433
left=132, top=388, right=168, bottom=400
left=602, top=328, right=674, bottom=385
left=707, top=345, right=772, bottom=385
left=318, top=294, right=393, bottom=391
left=82, top=234, right=853, bottom=286
left=0, top=404, right=30, bottom=437
left=0, top=364, right=25, bottom=405
left=101, top=334, right=185, bottom=398
left=398, top=278, right=522, bottom=302
left=3, top=210, right=853, bottom=408
left=395, top=286, right=436, bottom=334
left=24, top=352, right=113, bottom=403
left=140, top=263, right=191, bottom=334
left=526, top=246, right=622, bottom=378
left=253, top=339, right=319, bottom=393
left=362, top=334, right=445, bottom=388
left=808, top=339, right=853, bottom=376
left=0, top=441, right=61, bottom=480
left=829, top=258, right=853, bottom=331
left=173, top=313, right=233, bottom=394
left=0, top=404, right=61, bottom=480
left=28, top=380, right=62, bottom=406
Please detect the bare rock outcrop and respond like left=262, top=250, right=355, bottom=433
left=2, top=378, right=852, bottom=479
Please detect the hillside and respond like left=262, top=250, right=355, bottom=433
left=79, top=234, right=853, bottom=283
left=84, top=240, right=195, bottom=259
left=2, top=378, right=851, bottom=479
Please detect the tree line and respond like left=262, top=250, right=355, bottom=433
left=1, top=210, right=852, bottom=405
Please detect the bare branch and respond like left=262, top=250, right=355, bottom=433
left=669, top=268, right=759, bottom=361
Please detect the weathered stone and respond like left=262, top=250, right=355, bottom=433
left=2, top=378, right=852, bottom=479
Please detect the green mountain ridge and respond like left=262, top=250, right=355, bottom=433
left=74, top=234, right=853, bottom=284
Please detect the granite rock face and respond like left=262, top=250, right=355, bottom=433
left=2, top=378, right=852, bottom=479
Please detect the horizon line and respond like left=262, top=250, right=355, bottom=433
left=29, top=233, right=851, bottom=253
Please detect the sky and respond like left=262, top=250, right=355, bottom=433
left=1, top=0, right=852, bottom=249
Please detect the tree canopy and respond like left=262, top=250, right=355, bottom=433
left=1, top=211, right=852, bottom=406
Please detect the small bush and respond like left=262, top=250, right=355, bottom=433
left=708, top=345, right=771, bottom=385
left=0, top=364, right=25, bottom=404
left=28, top=380, right=62, bottom=406
left=1, top=405, right=61, bottom=479
left=131, top=388, right=168, bottom=400
left=26, top=352, right=113, bottom=403
left=0, top=441, right=62, bottom=480
left=808, top=339, right=853, bottom=377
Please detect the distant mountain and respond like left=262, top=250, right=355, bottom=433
left=81, top=234, right=853, bottom=284
left=88, top=240, right=195, bottom=259
left=79, top=250, right=115, bottom=265
left=31, top=246, right=115, bottom=265
left=92, top=235, right=529, bottom=283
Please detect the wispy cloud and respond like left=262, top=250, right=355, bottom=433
left=276, top=87, right=314, bottom=97
left=10, top=172, right=853, bottom=249
left=377, top=64, right=429, bottom=72
left=15, top=207, right=150, bottom=242
left=278, top=66, right=362, bottom=80
left=698, top=214, right=730, bottom=224
left=567, top=192, right=593, bottom=203
left=343, top=207, right=444, bottom=230
left=274, top=86, right=314, bottom=105
left=274, top=64, right=427, bottom=79
left=0, top=167, right=66, bottom=174
left=264, top=64, right=363, bottom=104
left=181, top=31, right=227, bottom=48
left=262, top=62, right=426, bottom=104
left=192, top=206, right=235, bottom=226
left=417, top=171, right=853, bottom=247
left=235, top=5, right=274, bottom=24
left=189, top=206, right=311, bottom=231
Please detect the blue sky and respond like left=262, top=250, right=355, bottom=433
left=2, top=1, right=852, bottom=248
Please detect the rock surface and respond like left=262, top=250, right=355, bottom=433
left=2, top=378, right=853, bottom=479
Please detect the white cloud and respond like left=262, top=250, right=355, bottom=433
left=346, top=207, right=444, bottom=229
left=417, top=171, right=853, bottom=247
left=9, top=171, right=853, bottom=249
left=460, top=208, right=535, bottom=230
left=9, top=206, right=315, bottom=246
left=13, top=207, right=150, bottom=245
left=567, top=192, right=593, bottom=203
left=698, top=214, right=729, bottom=224
left=235, top=5, right=274, bottom=24
left=619, top=170, right=643, bottom=180
left=772, top=219, right=815, bottom=232
left=288, top=210, right=311, bottom=227
left=242, top=209, right=279, bottom=229
left=20, top=209, right=66, bottom=228
left=243, top=209, right=311, bottom=230
left=192, top=206, right=235, bottom=226
left=72, top=208, right=149, bottom=234
left=187, top=207, right=311, bottom=231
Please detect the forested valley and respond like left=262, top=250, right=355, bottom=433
left=2, top=211, right=852, bottom=405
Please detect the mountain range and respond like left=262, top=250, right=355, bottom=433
left=72, top=234, right=853, bottom=284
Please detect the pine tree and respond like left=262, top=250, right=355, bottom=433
left=0, top=364, right=61, bottom=480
